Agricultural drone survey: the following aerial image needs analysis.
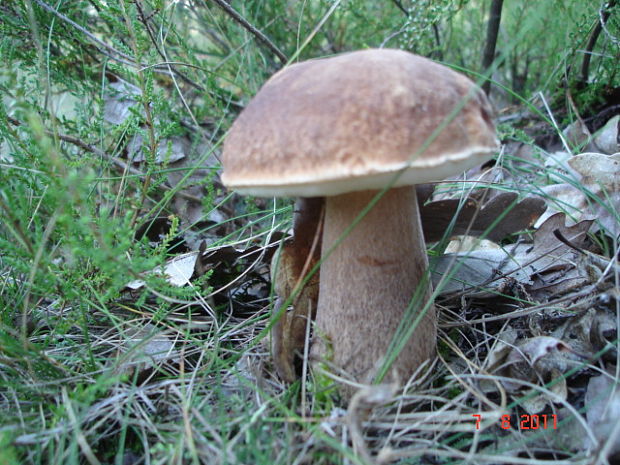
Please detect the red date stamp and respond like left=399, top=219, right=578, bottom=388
left=473, top=414, right=557, bottom=430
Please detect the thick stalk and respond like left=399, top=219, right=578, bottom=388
left=312, top=186, right=436, bottom=389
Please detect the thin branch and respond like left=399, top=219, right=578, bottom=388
left=481, top=0, right=504, bottom=94
left=432, top=23, right=443, bottom=60
left=6, top=117, right=203, bottom=203
left=390, top=0, right=409, bottom=16
left=32, top=0, right=137, bottom=64
left=599, top=0, right=620, bottom=45
left=207, top=0, right=287, bottom=65
left=57, top=133, right=203, bottom=203
left=134, top=2, right=205, bottom=95
left=580, top=0, right=618, bottom=84
left=31, top=0, right=209, bottom=93
left=0, top=193, right=36, bottom=256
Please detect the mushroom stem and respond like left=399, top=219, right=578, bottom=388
left=312, top=186, right=436, bottom=388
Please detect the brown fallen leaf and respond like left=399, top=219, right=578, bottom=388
left=593, top=115, right=619, bottom=154
left=551, top=308, right=617, bottom=363
left=535, top=152, right=620, bottom=237
left=126, top=251, right=200, bottom=290
left=519, top=369, right=568, bottom=415
left=525, top=212, right=593, bottom=272
left=562, top=119, right=598, bottom=153
left=430, top=242, right=532, bottom=297
left=505, top=336, right=572, bottom=388
left=430, top=213, right=594, bottom=298
left=482, top=332, right=572, bottom=413
left=584, top=373, right=620, bottom=457
left=112, top=322, right=178, bottom=376
left=103, top=76, right=140, bottom=125
left=421, top=191, right=546, bottom=243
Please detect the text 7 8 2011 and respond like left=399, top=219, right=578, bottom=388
left=473, top=414, right=558, bottom=430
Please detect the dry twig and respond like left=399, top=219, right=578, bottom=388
left=207, top=0, right=287, bottom=65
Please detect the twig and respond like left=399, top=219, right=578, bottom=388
left=32, top=0, right=137, bottom=64
left=0, top=194, right=35, bottom=256
left=6, top=117, right=203, bottom=203
left=207, top=0, right=287, bottom=65
left=431, top=24, right=443, bottom=60
left=31, top=0, right=209, bottom=93
left=580, top=0, right=618, bottom=84
left=134, top=2, right=205, bottom=95
left=552, top=229, right=587, bottom=254
left=598, top=0, right=620, bottom=45
left=390, top=0, right=409, bottom=16
left=59, top=133, right=203, bottom=203
left=481, top=0, right=504, bottom=94
left=441, top=286, right=599, bottom=327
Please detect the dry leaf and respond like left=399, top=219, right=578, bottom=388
left=421, top=191, right=546, bottom=243
left=526, top=212, right=592, bottom=270
left=113, top=323, right=177, bottom=375
left=126, top=251, right=199, bottom=290
left=430, top=246, right=532, bottom=296
left=444, top=236, right=500, bottom=253
left=479, top=327, right=519, bottom=394
left=562, top=119, right=598, bottom=153
left=584, top=374, right=620, bottom=457
left=103, top=77, right=140, bottom=125
left=544, top=151, right=573, bottom=180
left=535, top=152, right=620, bottom=237
left=570, top=151, right=620, bottom=188
left=503, top=336, right=572, bottom=393
left=552, top=308, right=618, bottom=362
left=519, top=368, right=567, bottom=414
left=594, top=115, right=619, bottom=154
left=430, top=213, right=593, bottom=297
left=523, top=213, right=594, bottom=299
left=592, top=310, right=618, bottom=362
left=484, top=327, right=519, bottom=373
left=481, top=332, right=571, bottom=413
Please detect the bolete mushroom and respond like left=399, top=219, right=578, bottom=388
left=222, top=49, right=498, bottom=391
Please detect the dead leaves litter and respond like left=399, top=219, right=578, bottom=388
left=536, top=152, right=620, bottom=237
left=430, top=212, right=595, bottom=299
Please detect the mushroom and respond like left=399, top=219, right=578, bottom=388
left=222, top=49, right=498, bottom=391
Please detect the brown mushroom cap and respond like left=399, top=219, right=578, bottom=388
left=222, top=49, right=498, bottom=196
